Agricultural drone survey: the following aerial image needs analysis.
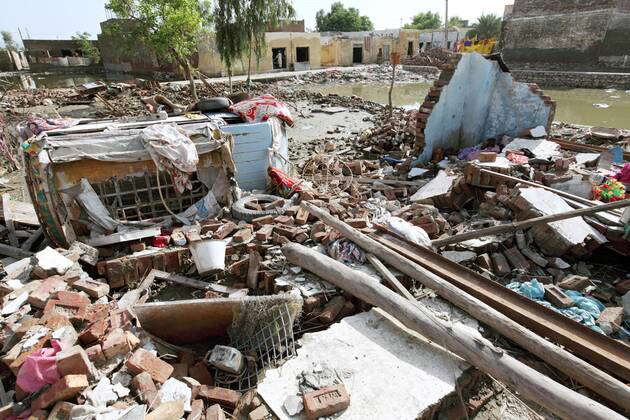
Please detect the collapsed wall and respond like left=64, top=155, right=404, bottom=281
left=413, top=52, right=555, bottom=164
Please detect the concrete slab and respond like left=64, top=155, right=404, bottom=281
left=258, top=307, right=475, bottom=420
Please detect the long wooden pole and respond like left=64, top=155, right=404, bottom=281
left=283, top=242, right=623, bottom=420
left=477, top=167, right=623, bottom=215
left=432, top=199, right=630, bottom=248
left=300, top=201, right=630, bottom=412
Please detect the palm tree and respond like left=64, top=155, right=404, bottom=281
left=466, top=14, right=502, bottom=40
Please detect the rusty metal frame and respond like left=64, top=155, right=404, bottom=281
left=371, top=225, right=630, bottom=382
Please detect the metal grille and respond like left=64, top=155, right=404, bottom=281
left=210, top=303, right=297, bottom=392
left=94, top=172, right=207, bottom=221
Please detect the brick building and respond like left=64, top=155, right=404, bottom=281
left=501, top=0, right=630, bottom=67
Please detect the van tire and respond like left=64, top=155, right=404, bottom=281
left=231, top=194, right=288, bottom=222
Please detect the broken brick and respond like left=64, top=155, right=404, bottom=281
left=252, top=215, right=273, bottom=227
left=491, top=253, right=510, bottom=275
left=56, top=345, right=94, bottom=377
left=126, top=348, right=174, bottom=384
left=72, top=278, right=110, bottom=298
left=558, top=275, right=590, bottom=291
left=255, top=225, right=274, bottom=242
left=346, top=219, right=368, bottom=229
left=85, top=344, right=106, bottom=365
left=31, top=375, right=88, bottom=410
left=79, top=319, right=108, bottom=345
left=54, top=290, right=91, bottom=306
left=597, top=307, right=623, bottom=334
left=232, top=228, right=253, bottom=243
left=198, top=386, right=241, bottom=409
left=188, top=361, right=214, bottom=386
left=205, top=404, right=226, bottom=420
left=319, top=296, right=346, bottom=324
left=295, top=208, right=310, bottom=225
left=102, top=328, right=137, bottom=360
left=214, top=222, right=237, bottom=240
left=274, top=225, right=297, bottom=239
left=131, top=371, right=158, bottom=404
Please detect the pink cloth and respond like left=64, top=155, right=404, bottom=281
left=614, top=163, right=630, bottom=184
left=229, top=95, right=294, bottom=126
left=16, top=340, right=63, bottom=393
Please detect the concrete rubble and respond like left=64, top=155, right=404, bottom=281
left=0, top=52, right=628, bottom=419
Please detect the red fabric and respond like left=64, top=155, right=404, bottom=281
left=230, top=95, right=294, bottom=126
left=268, top=167, right=302, bottom=194
left=16, top=340, right=63, bottom=393
left=506, top=151, right=529, bottom=164
left=151, top=236, right=170, bottom=248
left=614, top=163, right=630, bottom=184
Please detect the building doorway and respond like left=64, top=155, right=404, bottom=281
left=352, top=46, right=363, bottom=64
left=272, top=48, right=287, bottom=69
left=407, top=41, right=414, bottom=56
left=383, top=44, right=391, bottom=61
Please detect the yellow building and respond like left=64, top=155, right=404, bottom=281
left=199, top=29, right=422, bottom=76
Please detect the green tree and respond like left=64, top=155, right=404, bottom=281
left=105, top=0, right=211, bottom=101
left=71, top=32, right=101, bottom=64
left=214, top=0, right=248, bottom=91
left=315, top=3, right=374, bottom=32
left=243, top=0, right=295, bottom=86
left=1, top=31, right=18, bottom=51
left=403, top=12, right=441, bottom=30
left=466, top=14, right=502, bottom=40
left=448, top=16, right=466, bottom=28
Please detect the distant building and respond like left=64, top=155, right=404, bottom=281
left=23, top=39, right=99, bottom=69
left=501, top=0, right=630, bottom=67
left=418, top=27, right=471, bottom=51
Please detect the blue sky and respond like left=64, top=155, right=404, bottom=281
left=0, top=0, right=511, bottom=45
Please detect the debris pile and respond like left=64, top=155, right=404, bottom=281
left=0, top=53, right=629, bottom=418
left=401, top=48, right=454, bottom=67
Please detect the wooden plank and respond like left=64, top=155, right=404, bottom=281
left=2, top=194, right=18, bottom=248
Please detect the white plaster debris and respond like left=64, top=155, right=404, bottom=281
left=34, top=247, right=74, bottom=276
left=258, top=308, right=475, bottom=420
left=157, top=378, right=192, bottom=412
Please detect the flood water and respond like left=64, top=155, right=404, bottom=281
left=305, top=82, right=630, bottom=129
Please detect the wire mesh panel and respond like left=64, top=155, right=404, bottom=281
left=95, top=172, right=207, bottom=221
left=211, top=303, right=297, bottom=392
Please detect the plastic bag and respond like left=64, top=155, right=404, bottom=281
left=229, top=95, right=294, bottom=126
left=385, top=217, right=432, bottom=248
left=506, top=279, right=545, bottom=300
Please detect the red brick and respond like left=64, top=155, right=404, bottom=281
left=232, top=228, right=252, bottom=243
left=303, top=384, right=350, bottom=419
left=214, top=222, right=236, bottom=240
left=319, top=296, right=346, bottom=324
left=597, top=307, right=623, bottom=334
left=28, top=276, right=68, bottom=309
left=263, top=199, right=285, bottom=210
left=274, top=225, right=297, bottom=239
left=43, top=300, right=86, bottom=323
left=102, top=328, right=136, bottom=360
left=346, top=219, right=368, bottom=229
left=85, top=344, right=106, bottom=365
left=255, top=225, right=274, bottom=242
left=198, top=386, right=241, bottom=409
left=72, top=278, right=110, bottom=298
left=110, top=309, right=133, bottom=330
left=247, top=405, right=270, bottom=420
left=56, top=345, right=94, bottom=377
left=295, top=208, right=310, bottom=225
left=79, top=319, right=108, bottom=345
left=126, top=348, right=174, bottom=384
left=252, top=215, right=273, bottom=228
left=273, top=215, right=294, bottom=225
left=544, top=285, right=573, bottom=308
left=479, top=152, right=497, bottom=162
left=188, top=361, right=214, bottom=386
left=0, top=403, right=14, bottom=419
left=131, top=371, right=158, bottom=404
left=558, top=275, right=590, bottom=291
left=54, top=290, right=91, bottom=306
left=31, top=375, right=88, bottom=410
left=491, top=253, right=511, bottom=275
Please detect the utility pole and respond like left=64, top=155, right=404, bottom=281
left=444, top=0, right=449, bottom=50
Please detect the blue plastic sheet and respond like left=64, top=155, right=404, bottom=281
left=506, top=279, right=606, bottom=334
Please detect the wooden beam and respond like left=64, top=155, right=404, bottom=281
left=431, top=199, right=630, bottom=248
left=300, top=201, right=630, bottom=412
left=283, top=242, right=623, bottom=420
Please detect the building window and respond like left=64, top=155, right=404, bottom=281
left=447, top=41, right=452, bottom=50
left=419, top=42, right=424, bottom=50
left=296, top=47, right=309, bottom=63
left=407, top=41, right=414, bottom=56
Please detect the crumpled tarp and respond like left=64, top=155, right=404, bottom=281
left=140, top=123, right=199, bottom=193
left=506, top=279, right=606, bottom=334
left=230, top=94, right=294, bottom=126
left=16, top=340, right=63, bottom=393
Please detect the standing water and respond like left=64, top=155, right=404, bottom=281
left=305, top=82, right=630, bottom=129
